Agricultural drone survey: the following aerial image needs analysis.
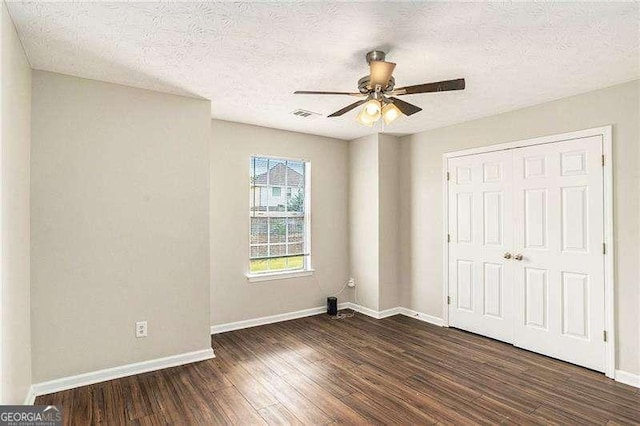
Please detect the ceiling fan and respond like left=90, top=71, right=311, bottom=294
left=294, top=50, right=465, bottom=127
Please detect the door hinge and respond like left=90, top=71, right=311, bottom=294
left=602, top=243, right=606, bottom=255
left=447, top=296, right=451, bottom=305
left=446, top=172, right=450, bottom=181
left=602, top=154, right=605, bottom=167
left=603, top=330, right=607, bottom=342
left=447, top=234, right=451, bottom=243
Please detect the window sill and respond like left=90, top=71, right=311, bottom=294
left=246, top=269, right=315, bottom=283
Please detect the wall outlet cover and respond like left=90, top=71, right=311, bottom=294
left=136, top=321, right=148, bottom=338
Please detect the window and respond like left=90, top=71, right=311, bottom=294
left=250, top=156, right=310, bottom=275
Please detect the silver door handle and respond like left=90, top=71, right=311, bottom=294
left=503, top=252, right=512, bottom=259
left=514, top=253, right=524, bottom=261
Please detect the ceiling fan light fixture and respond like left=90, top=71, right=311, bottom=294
left=363, top=99, right=381, bottom=118
left=382, top=102, right=402, bottom=125
left=356, top=108, right=376, bottom=127
left=356, top=99, right=382, bottom=127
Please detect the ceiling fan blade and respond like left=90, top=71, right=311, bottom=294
left=369, top=61, right=396, bottom=89
left=294, top=90, right=362, bottom=96
left=392, top=78, right=465, bottom=95
left=328, top=100, right=367, bottom=117
left=389, top=97, right=422, bottom=116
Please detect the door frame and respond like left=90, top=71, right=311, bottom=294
left=442, top=125, right=614, bottom=378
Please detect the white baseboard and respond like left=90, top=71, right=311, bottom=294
left=23, top=386, right=36, bottom=405
left=615, top=369, right=640, bottom=388
left=29, top=348, right=215, bottom=399
left=211, top=303, right=350, bottom=334
left=346, top=303, right=445, bottom=327
left=378, top=307, right=402, bottom=318
left=397, top=307, right=446, bottom=327
left=346, top=302, right=394, bottom=319
left=210, top=303, right=422, bottom=332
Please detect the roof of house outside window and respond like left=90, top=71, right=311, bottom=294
left=254, top=163, right=303, bottom=187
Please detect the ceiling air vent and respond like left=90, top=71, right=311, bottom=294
left=291, top=109, right=320, bottom=118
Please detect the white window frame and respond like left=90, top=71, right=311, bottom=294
left=247, top=155, right=313, bottom=282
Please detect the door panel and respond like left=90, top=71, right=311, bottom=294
left=524, top=189, right=547, bottom=249
left=524, top=267, right=548, bottom=330
left=456, top=193, right=473, bottom=243
left=561, top=186, right=588, bottom=252
left=448, top=151, right=514, bottom=343
left=483, top=263, right=503, bottom=318
left=512, top=136, right=605, bottom=372
left=483, top=192, right=503, bottom=246
left=561, top=272, right=589, bottom=339
left=456, top=260, right=474, bottom=311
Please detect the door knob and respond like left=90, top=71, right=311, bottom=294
left=514, top=253, right=524, bottom=261
left=503, top=252, right=512, bottom=259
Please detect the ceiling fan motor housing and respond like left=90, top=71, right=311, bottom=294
left=365, top=50, right=386, bottom=64
left=358, top=75, right=395, bottom=94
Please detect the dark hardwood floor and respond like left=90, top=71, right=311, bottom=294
left=36, top=310, right=640, bottom=425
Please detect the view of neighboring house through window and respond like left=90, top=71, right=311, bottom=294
left=250, top=156, right=309, bottom=274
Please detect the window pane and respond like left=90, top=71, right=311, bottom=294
left=287, top=243, right=304, bottom=255
left=251, top=186, right=268, bottom=213
left=286, top=256, right=304, bottom=270
left=250, top=218, right=268, bottom=244
left=287, top=218, right=304, bottom=242
left=252, top=157, right=268, bottom=185
left=287, top=187, right=304, bottom=213
left=269, top=218, right=286, bottom=243
left=250, top=259, right=268, bottom=273
left=268, top=190, right=286, bottom=212
left=287, top=161, right=304, bottom=187
left=250, top=245, right=268, bottom=258
left=268, top=257, right=287, bottom=271
left=251, top=157, right=269, bottom=213
left=269, top=244, right=286, bottom=256
left=251, top=219, right=267, bottom=243
left=268, top=159, right=286, bottom=186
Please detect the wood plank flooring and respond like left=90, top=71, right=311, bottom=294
left=36, top=311, right=640, bottom=424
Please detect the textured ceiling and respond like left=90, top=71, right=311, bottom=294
left=6, top=1, right=640, bottom=140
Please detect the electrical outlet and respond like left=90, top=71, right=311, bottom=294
left=136, top=321, right=147, bottom=338
left=347, top=277, right=355, bottom=288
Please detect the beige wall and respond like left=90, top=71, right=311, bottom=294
left=30, top=71, right=211, bottom=382
left=1, top=2, right=32, bottom=403
left=378, top=135, right=401, bottom=311
left=349, top=135, right=379, bottom=311
left=348, top=134, right=401, bottom=312
left=399, top=80, right=640, bottom=375
left=210, top=120, right=350, bottom=325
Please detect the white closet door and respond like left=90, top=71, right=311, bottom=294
left=512, top=136, right=605, bottom=372
left=448, top=151, right=514, bottom=343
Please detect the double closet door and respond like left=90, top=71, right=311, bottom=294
left=448, top=135, right=605, bottom=372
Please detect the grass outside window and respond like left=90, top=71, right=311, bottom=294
left=249, top=256, right=304, bottom=273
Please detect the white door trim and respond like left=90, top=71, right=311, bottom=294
left=442, top=125, right=614, bottom=379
